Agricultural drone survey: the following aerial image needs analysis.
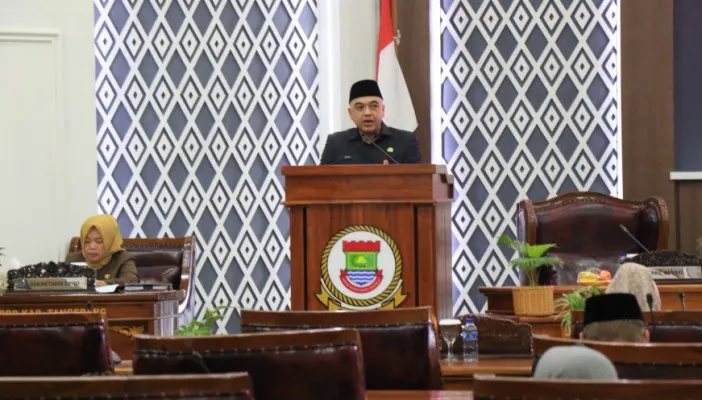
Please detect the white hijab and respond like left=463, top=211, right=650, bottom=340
left=534, top=346, right=618, bottom=380
left=607, top=262, right=661, bottom=311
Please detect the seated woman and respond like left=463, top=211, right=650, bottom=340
left=533, top=346, right=618, bottom=380
left=65, top=214, right=139, bottom=286
left=606, top=262, right=661, bottom=311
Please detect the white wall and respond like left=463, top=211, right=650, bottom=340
left=0, top=0, right=96, bottom=264
left=318, top=0, right=379, bottom=150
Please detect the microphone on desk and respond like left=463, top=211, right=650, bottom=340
left=362, top=133, right=400, bottom=164
left=678, top=291, right=687, bottom=311
left=646, top=293, right=656, bottom=338
left=619, top=224, right=651, bottom=253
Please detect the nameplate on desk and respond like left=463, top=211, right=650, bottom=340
left=0, top=307, right=108, bottom=314
left=650, top=266, right=702, bottom=280
left=11, top=277, right=88, bottom=291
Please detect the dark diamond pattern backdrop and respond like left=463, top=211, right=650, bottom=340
left=95, top=0, right=319, bottom=332
left=440, top=0, right=620, bottom=314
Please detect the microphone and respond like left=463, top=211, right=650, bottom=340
left=678, top=292, right=687, bottom=311
left=330, top=140, right=366, bottom=165
left=619, top=224, right=651, bottom=253
left=362, top=132, right=400, bottom=164
left=646, top=293, right=656, bottom=339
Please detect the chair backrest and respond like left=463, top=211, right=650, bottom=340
left=533, top=334, right=702, bottom=379
left=474, top=376, right=702, bottom=400
left=69, top=236, right=196, bottom=317
left=132, top=328, right=365, bottom=400
left=239, top=306, right=442, bottom=390
left=0, top=373, right=253, bottom=399
left=516, top=192, right=668, bottom=285
left=0, top=312, right=113, bottom=376
left=441, top=314, right=532, bottom=356
left=571, top=310, right=702, bottom=342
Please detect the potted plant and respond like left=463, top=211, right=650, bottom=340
left=498, top=234, right=560, bottom=316
left=176, top=305, right=230, bottom=336
left=554, top=285, right=602, bottom=336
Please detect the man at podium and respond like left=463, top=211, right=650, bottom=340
left=320, top=79, right=421, bottom=165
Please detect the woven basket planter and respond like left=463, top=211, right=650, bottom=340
left=513, top=285, right=554, bottom=316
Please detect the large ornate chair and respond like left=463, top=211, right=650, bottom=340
left=132, top=328, right=366, bottom=400
left=69, top=236, right=196, bottom=325
left=516, top=192, right=669, bottom=285
left=0, top=312, right=113, bottom=376
left=239, top=306, right=442, bottom=390
left=533, top=334, right=702, bottom=379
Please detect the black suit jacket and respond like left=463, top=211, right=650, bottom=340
left=319, top=123, right=420, bottom=165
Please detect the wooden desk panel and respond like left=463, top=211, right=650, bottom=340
left=441, top=358, right=533, bottom=390
left=481, top=285, right=702, bottom=314
left=0, top=291, right=179, bottom=360
left=367, top=391, right=472, bottom=399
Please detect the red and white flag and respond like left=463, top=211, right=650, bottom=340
left=376, top=0, right=417, bottom=132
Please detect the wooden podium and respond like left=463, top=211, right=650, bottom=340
left=282, top=164, right=454, bottom=319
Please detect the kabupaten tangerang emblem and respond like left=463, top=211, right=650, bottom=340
left=316, top=225, right=406, bottom=310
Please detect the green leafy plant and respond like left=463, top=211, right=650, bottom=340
left=176, top=305, right=232, bottom=336
left=498, top=234, right=560, bottom=286
left=554, top=285, right=603, bottom=331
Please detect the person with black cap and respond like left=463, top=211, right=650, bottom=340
left=320, top=79, right=421, bottom=165
left=580, top=293, right=650, bottom=343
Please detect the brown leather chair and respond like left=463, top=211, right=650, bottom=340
left=69, top=236, right=195, bottom=324
left=0, top=312, right=113, bottom=376
left=239, top=307, right=442, bottom=390
left=516, top=192, right=669, bottom=285
left=0, top=373, right=253, bottom=399
left=442, top=314, right=532, bottom=357
left=571, top=310, right=702, bottom=342
left=132, top=328, right=365, bottom=400
left=474, top=376, right=702, bottom=400
left=534, top=334, right=702, bottom=379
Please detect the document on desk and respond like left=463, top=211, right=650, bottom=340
left=95, top=284, right=119, bottom=293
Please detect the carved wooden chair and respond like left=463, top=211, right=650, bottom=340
left=570, top=310, right=702, bottom=342
left=239, top=306, right=442, bottom=390
left=132, top=328, right=365, bottom=400
left=68, top=236, right=196, bottom=324
left=474, top=376, right=702, bottom=400
left=533, top=334, right=702, bottom=379
left=0, top=312, right=113, bottom=376
left=516, top=192, right=669, bottom=285
left=0, top=373, right=253, bottom=399
left=441, top=313, right=532, bottom=357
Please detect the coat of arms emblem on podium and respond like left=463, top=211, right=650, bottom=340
left=316, top=225, right=406, bottom=310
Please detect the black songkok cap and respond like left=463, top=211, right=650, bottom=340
left=349, top=79, right=383, bottom=103
left=583, top=293, right=643, bottom=326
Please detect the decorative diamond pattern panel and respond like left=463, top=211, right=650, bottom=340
left=440, top=0, right=620, bottom=315
left=95, top=0, right=320, bottom=333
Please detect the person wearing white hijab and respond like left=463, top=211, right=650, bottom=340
left=533, top=346, right=618, bottom=380
left=606, top=262, right=661, bottom=312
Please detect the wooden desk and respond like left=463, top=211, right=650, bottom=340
left=481, top=284, right=702, bottom=314
left=0, top=291, right=180, bottom=360
left=442, top=358, right=532, bottom=390
left=367, top=391, right=471, bottom=399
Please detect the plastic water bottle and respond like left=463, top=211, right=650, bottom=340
left=461, top=318, right=478, bottom=362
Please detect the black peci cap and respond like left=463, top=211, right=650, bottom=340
left=583, top=293, right=643, bottom=326
left=349, top=79, right=383, bottom=103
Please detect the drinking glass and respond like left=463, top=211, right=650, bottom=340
left=439, top=318, right=462, bottom=361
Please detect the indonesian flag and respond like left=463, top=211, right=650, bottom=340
left=376, top=0, right=417, bottom=132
